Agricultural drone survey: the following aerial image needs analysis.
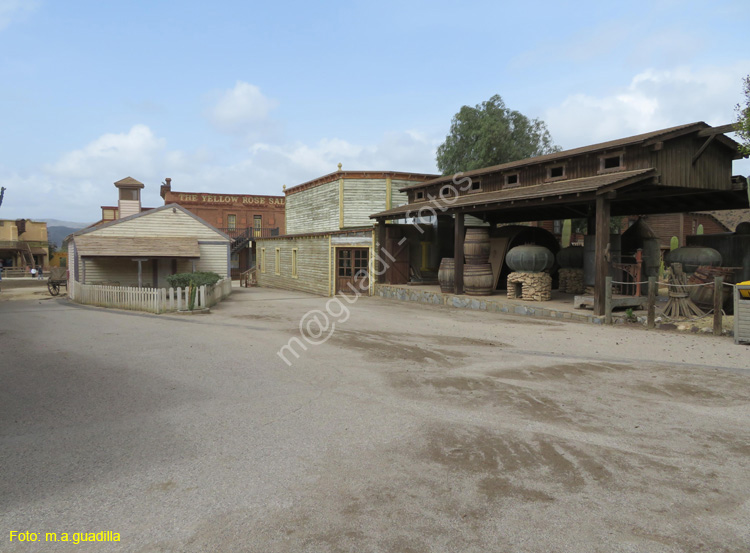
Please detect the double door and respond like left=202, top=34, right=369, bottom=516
left=336, top=248, right=369, bottom=294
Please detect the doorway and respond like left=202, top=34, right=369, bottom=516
left=336, top=248, right=369, bottom=294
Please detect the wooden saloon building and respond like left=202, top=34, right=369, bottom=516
left=370, top=122, right=749, bottom=315
left=255, top=168, right=437, bottom=296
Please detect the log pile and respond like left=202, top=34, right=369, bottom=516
left=507, top=272, right=552, bottom=301
left=558, top=268, right=584, bottom=294
left=664, top=263, right=705, bottom=319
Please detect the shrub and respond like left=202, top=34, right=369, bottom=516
left=165, top=271, right=221, bottom=289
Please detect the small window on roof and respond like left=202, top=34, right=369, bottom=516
left=416, top=191, right=424, bottom=200
left=505, top=174, right=519, bottom=186
left=548, top=166, right=565, bottom=179
left=441, top=185, right=453, bottom=197
left=600, top=153, right=624, bottom=172
left=470, top=181, right=481, bottom=191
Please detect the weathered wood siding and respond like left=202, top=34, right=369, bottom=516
left=256, top=236, right=331, bottom=296
left=343, top=178, right=387, bottom=228
left=286, top=180, right=340, bottom=234
left=72, top=208, right=230, bottom=283
left=390, top=180, right=412, bottom=208
left=119, top=199, right=140, bottom=219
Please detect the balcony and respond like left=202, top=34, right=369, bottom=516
left=218, top=227, right=280, bottom=254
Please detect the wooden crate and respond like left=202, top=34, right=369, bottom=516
left=735, top=285, right=750, bottom=345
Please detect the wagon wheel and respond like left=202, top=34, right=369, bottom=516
left=47, top=280, right=60, bottom=296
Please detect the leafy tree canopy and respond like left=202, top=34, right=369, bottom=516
left=436, top=94, right=561, bottom=175
left=735, top=75, right=750, bottom=157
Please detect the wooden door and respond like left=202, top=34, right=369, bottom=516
left=385, top=237, right=409, bottom=284
left=336, top=248, right=370, bottom=294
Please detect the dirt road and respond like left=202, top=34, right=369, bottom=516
left=1, top=287, right=748, bottom=552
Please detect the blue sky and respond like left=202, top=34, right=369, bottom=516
left=1, top=0, right=748, bottom=222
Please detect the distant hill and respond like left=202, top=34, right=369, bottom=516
left=48, top=226, right=84, bottom=248
left=42, top=219, right=90, bottom=229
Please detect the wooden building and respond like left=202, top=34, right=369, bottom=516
left=0, top=218, right=49, bottom=271
left=256, top=167, right=437, bottom=296
left=67, top=178, right=230, bottom=294
left=160, top=178, right=285, bottom=277
left=371, top=122, right=748, bottom=315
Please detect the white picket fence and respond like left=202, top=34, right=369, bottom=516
left=69, top=278, right=232, bottom=314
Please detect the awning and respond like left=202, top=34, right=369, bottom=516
left=75, top=236, right=201, bottom=258
left=370, top=169, right=657, bottom=220
left=30, top=247, right=48, bottom=255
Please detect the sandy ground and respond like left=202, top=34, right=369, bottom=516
left=0, top=286, right=748, bottom=552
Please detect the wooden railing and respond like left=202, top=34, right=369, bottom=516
left=240, top=267, right=257, bottom=287
left=69, top=278, right=232, bottom=313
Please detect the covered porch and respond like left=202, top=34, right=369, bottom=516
left=73, top=236, right=201, bottom=288
left=371, top=169, right=749, bottom=316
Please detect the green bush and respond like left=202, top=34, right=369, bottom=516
left=165, top=271, right=221, bottom=289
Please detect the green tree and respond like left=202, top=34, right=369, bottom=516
left=735, top=75, right=750, bottom=157
left=436, top=94, right=561, bottom=175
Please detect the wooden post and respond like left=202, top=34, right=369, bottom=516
left=454, top=212, right=464, bottom=295
left=377, top=221, right=387, bottom=284
left=647, top=276, right=657, bottom=329
left=593, top=195, right=610, bottom=316
left=605, top=276, right=613, bottom=324
left=137, top=259, right=143, bottom=288
left=713, top=276, right=723, bottom=336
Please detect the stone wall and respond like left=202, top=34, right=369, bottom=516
left=559, top=268, right=585, bottom=294
left=506, top=272, right=552, bottom=301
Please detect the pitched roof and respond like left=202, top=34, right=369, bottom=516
left=400, top=122, right=739, bottom=191
left=696, top=209, right=750, bottom=232
left=114, top=176, right=145, bottom=188
left=371, top=168, right=656, bottom=219
left=65, top=204, right=230, bottom=242
left=74, top=236, right=200, bottom=257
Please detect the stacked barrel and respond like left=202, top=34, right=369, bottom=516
left=463, top=228, right=493, bottom=295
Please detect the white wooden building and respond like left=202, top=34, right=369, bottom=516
left=67, top=178, right=230, bottom=297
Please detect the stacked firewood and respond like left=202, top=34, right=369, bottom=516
left=664, top=263, right=705, bottom=319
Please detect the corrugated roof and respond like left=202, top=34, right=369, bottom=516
left=75, top=236, right=200, bottom=257
left=371, top=168, right=656, bottom=219
left=399, top=122, right=726, bottom=191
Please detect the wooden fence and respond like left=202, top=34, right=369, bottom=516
left=69, top=278, right=232, bottom=314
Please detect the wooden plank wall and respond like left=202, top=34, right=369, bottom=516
left=286, top=180, right=340, bottom=234
left=91, top=209, right=228, bottom=240
left=343, top=178, right=387, bottom=228
left=256, top=236, right=331, bottom=296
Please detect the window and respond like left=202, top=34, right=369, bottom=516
left=353, top=249, right=368, bottom=278
left=470, top=181, right=481, bottom=192
left=119, top=188, right=139, bottom=201
left=505, top=173, right=519, bottom=186
left=553, top=220, right=562, bottom=234
left=338, top=249, right=351, bottom=277
left=292, top=248, right=298, bottom=278
left=227, top=214, right=237, bottom=229
left=416, top=191, right=425, bottom=200
left=275, top=248, right=280, bottom=275
left=599, top=152, right=624, bottom=173
left=253, top=215, right=262, bottom=238
left=440, top=185, right=453, bottom=198
left=547, top=166, right=565, bottom=179
left=231, top=252, right=240, bottom=270
left=260, top=248, right=266, bottom=273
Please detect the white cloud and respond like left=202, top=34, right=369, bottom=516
left=46, top=124, right=167, bottom=179
left=545, top=64, right=750, bottom=149
left=0, top=125, right=440, bottom=222
left=0, top=0, right=38, bottom=31
left=207, top=81, right=279, bottom=135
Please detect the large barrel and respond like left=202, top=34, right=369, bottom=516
left=664, top=246, right=721, bottom=274
left=583, top=234, right=622, bottom=286
left=556, top=246, right=584, bottom=269
left=464, top=228, right=490, bottom=264
left=506, top=245, right=555, bottom=273
left=464, top=263, right=493, bottom=296
left=438, top=257, right=455, bottom=293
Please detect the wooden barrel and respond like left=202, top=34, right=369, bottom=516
left=464, top=228, right=490, bottom=264
left=438, top=258, right=455, bottom=293
left=464, top=263, right=493, bottom=296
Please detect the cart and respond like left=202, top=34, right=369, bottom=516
left=47, top=267, right=68, bottom=296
